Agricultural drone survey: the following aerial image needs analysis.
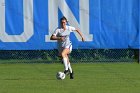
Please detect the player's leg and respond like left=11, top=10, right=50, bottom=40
left=61, top=48, right=70, bottom=74
left=67, top=45, right=74, bottom=79
left=67, top=56, right=74, bottom=79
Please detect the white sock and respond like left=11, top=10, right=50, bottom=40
left=63, top=58, right=68, bottom=70
left=68, top=63, right=72, bottom=73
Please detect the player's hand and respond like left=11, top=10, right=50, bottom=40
left=82, top=37, right=85, bottom=42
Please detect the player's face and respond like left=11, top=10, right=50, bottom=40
left=61, top=20, right=67, bottom=28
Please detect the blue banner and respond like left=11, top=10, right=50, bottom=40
left=0, top=0, right=139, bottom=50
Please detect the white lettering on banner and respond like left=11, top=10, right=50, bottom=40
left=0, top=0, right=33, bottom=42
left=45, top=0, right=93, bottom=42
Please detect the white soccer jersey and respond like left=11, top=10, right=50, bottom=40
left=53, top=25, right=76, bottom=49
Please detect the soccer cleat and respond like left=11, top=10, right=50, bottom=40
left=70, top=71, right=74, bottom=79
left=64, top=70, right=69, bottom=75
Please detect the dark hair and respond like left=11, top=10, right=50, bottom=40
left=60, top=16, right=68, bottom=22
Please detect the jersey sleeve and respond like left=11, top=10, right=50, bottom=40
left=68, top=26, right=76, bottom=32
left=52, top=28, right=59, bottom=36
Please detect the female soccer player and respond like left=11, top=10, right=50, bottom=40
left=50, top=16, right=85, bottom=79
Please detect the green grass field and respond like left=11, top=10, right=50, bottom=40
left=0, top=63, right=140, bottom=93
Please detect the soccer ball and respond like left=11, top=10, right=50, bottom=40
left=56, top=72, right=66, bottom=80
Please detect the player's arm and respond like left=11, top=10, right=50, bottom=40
left=50, top=33, right=65, bottom=41
left=75, top=29, right=85, bottom=42
left=50, top=35, right=65, bottom=41
left=50, top=35, right=61, bottom=40
left=70, top=26, right=85, bottom=41
left=50, top=29, right=64, bottom=41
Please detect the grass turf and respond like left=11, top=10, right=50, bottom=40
left=0, top=63, right=140, bottom=93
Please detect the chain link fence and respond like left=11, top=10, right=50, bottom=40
left=0, top=49, right=139, bottom=64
